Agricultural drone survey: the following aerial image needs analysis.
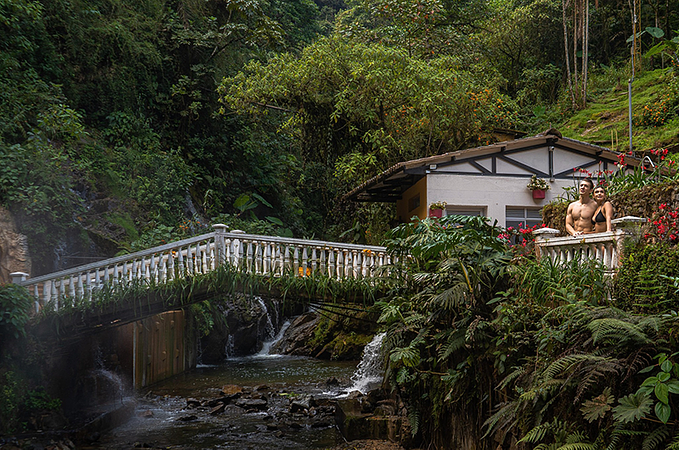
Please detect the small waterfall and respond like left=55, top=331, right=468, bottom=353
left=256, top=297, right=276, bottom=341
left=256, top=319, right=291, bottom=357
left=347, top=332, right=387, bottom=394
left=225, top=334, right=235, bottom=358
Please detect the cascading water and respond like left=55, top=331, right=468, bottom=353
left=346, top=332, right=387, bottom=394
left=256, top=319, right=291, bottom=357
left=256, top=296, right=276, bottom=341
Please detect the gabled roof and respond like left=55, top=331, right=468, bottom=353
left=344, top=131, right=637, bottom=202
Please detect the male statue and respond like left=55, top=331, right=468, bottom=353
left=565, top=177, right=597, bottom=236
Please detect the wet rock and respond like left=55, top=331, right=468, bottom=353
left=290, top=394, right=316, bottom=413
left=326, top=377, right=340, bottom=386
left=224, top=404, right=244, bottom=413
left=221, top=385, right=243, bottom=396
left=177, top=415, right=198, bottom=422
left=235, top=398, right=268, bottom=410
left=210, top=403, right=226, bottom=415
left=254, top=384, right=269, bottom=391
left=139, top=409, right=155, bottom=418
left=186, top=398, right=201, bottom=408
left=270, top=313, right=320, bottom=355
left=347, top=390, right=363, bottom=399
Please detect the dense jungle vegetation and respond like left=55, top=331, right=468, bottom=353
left=2, top=0, right=679, bottom=274
left=4, top=0, right=679, bottom=447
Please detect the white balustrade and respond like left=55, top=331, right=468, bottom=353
left=15, top=225, right=390, bottom=313
left=534, top=216, right=647, bottom=273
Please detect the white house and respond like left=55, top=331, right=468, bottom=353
left=344, top=130, right=639, bottom=230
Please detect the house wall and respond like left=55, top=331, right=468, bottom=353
left=397, top=177, right=427, bottom=221
left=426, top=174, right=578, bottom=227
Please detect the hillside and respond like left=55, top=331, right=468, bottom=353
left=560, top=67, right=679, bottom=154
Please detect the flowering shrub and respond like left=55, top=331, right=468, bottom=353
left=498, top=223, right=544, bottom=254
left=527, top=175, right=550, bottom=191
left=645, top=203, right=679, bottom=245
left=429, top=201, right=447, bottom=210
left=635, top=94, right=675, bottom=127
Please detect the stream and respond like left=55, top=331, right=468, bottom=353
left=87, top=327, right=386, bottom=450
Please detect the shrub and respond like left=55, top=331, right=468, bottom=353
left=613, top=243, right=679, bottom=312
left=0, top=284, right=32, bottom=339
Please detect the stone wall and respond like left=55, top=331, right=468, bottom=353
left=0, top=206, right=31, bottom=283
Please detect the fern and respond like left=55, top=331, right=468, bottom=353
left=408, top=407, right=420, bottom=436
left=588, top=318, right=652, bottom=345
left=642, top=425, right=671, bottom=450
left=542, top=354, right=608, bottom=381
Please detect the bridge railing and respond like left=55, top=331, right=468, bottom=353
left=533, top=216, right=647, bottom=272
left=12, top=225, right=390, bottom=313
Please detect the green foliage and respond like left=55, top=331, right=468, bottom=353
left=0, top=284, right=32, bottom=339
left=0, top=370, right=21, bottom=433
left=613, top=243, right=679, bottom=312
left=220, top=36, right=518, bottom=190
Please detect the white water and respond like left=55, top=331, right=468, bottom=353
left=255, top=319, right=291, bottom=358
left=345, top=332, right=387, bottom=394
left=257, top=297, right=276, bottom=341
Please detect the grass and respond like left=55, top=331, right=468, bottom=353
left=559, top=67, right=679, bottom=152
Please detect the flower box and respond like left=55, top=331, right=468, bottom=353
left=429, top=208, right=443, bottom=218
left=532, top=189, right=546, bottom=199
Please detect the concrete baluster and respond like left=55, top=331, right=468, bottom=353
left=254, top=244, right=262, bottom=274
left=302, top=247, right=308, bottom=277
left=349, top=250, right=356, bottom=278
left=49, top=280, right=56, bottom=309
left=201, top=243, right=208, bottom=274
left=328, top=251, right=336, bottom=278
left=337, top=251, right=344, bottom=278
left=293, top=247, right=300, bottom=276
left=52, top=280, right=59, bottom=311
left=345, top=251, right=352, bottom=278
left=178, top=248, right=185, bottom=276
left=213, top=224, right=228, bottom=267
left=319, top=248, right=326, bottom=276
left=34, top=284, right=40, bottom=313
left=168, top=253, right=175, bottom=281
left=188, top=246, right=195, bottom=274
left=265, top=244, right=272, bottom=275
left=77, top=273, right=84, bottom=299
left=208, top=241, right=215, bottom=271
left=282, top=245, right=292, bottom=275
left=311, top=248, right=317, bottom=274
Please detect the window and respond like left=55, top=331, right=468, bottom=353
left=506, top=206, right=542, bottom=230
left=445, top=206, right=486, bottom=217
left=408, top=194, right=420, bottom=212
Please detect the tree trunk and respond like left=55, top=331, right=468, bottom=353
left=563, top=0, right=576, bottom=109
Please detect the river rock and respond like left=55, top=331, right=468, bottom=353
left=235, top=398, right=268, bottom=410
left=209, top=403, right=226, bottom=415
left=186, top=398, right=201, bottom=408
left=221, top=385, right=243, bottom=396
left=289, top=394, right=315, bottom=413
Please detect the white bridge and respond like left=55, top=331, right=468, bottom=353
left=12, top=225, right=390, bottom=313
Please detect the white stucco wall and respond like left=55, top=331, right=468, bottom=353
left=426, top=174, right=579, bottom=227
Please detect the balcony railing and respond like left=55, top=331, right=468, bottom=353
left=533, top=216, right=647, bottom=272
